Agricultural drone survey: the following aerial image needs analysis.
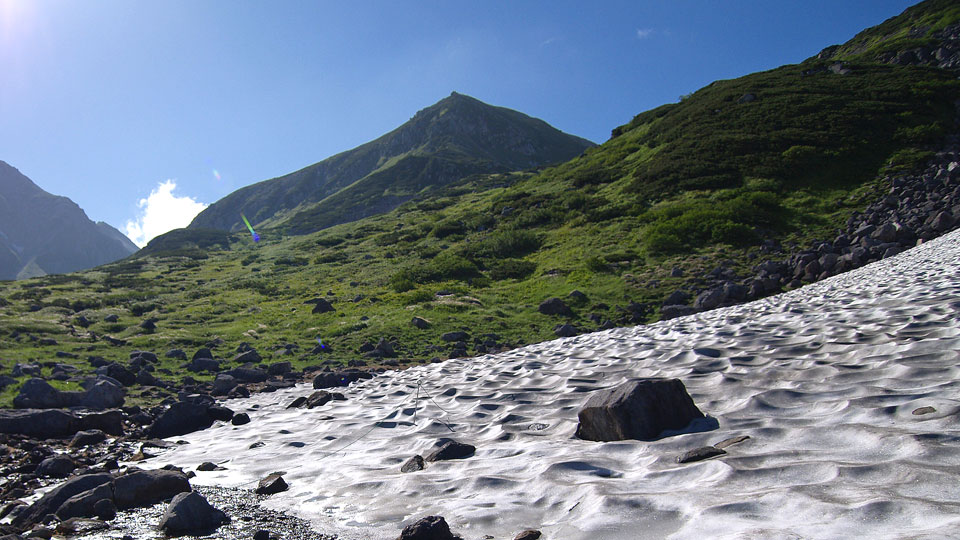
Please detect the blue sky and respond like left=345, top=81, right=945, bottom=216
left=0, top=0, right=918, bottom=246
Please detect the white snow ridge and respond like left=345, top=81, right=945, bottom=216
left=146, top=229, right=960, bottom=539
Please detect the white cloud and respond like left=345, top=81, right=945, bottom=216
left=636, top=28, right=655, bottom=39
left=124, top=180, right=208, bottom=247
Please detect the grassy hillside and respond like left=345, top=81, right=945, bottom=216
left=1, top=1, right=958, bottom=409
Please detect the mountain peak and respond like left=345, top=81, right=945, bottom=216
left=188, top=94, right=594, bottom=234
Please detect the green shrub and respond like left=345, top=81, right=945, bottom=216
left=389, top=271, right=416, bottom=293
left=430, top=252, right=479, bottom=281
left=241, top=254, right=259, bottom=266
left=275, top=256, right=309, bottom=267
left=403, top=289, right=434, bottom=304
left=585, top=256, right=611, bottom=273
left=431, top=219, right=467, bottom=239
left=486, top=259, right=537, bottom=280
left=130, top=302, right=158, bottom=316
left=314, top=252, right=348, bottom=264
left=465, top=229, right=542, bottom=260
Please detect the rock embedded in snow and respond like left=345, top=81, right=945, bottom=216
left=159, top=491, right=229, bottom=535
left=575, top=378, right=705, bottom=442
left=401, top=455, right=425, bottom=473
left=677, top=446, right=726, bottom=464
left=231, top=413, right=251, bottom=426
left=397, top=515, right=463, bottom=540
left=424, top=440, right=475, bottom=462
left=514, top=530, right=542, bottom=540
left=255, top=474, right=288, bottom=495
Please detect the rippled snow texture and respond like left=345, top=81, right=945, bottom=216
left=146, top=230, right=960, bottom=539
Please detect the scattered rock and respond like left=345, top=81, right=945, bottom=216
left=401, top=455, right=425, bottom=473
left=575, top=378, right=706, bottom=442
left=36, top=455, right=76, bottom=478
left=397, top=515, right=463, bottom=540
left=411, top=317, right=431, bottom=329
left=113, top=468, right=191, bottom=509
left=424, top=440, right=475, bottom=462
left=159, top=491, right=229, bottom=535
left=912, top=406, right=936, bottom=415
left=538, top=298, right=573, bottom=317
left=677, top=445, right=726, bottom=463
left=68, top=429, right=107, bottom=448
left=554, top=324, right=578, bottom=338
left=232, top=413, right=251, bottom=426
left=514, top=530, right=542, bottom=540
left=255, top=474, right=288, bottom=495
left=713, top=434, right=751, bottom=449
left=441, top=331, right=470, bottom=342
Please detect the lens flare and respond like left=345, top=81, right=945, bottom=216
left=212, top=169, right=221, bottom=181
left=240, top=214, right=259, bottom=243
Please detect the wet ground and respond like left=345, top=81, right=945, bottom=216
left=56, top=485, right=337, bottom=540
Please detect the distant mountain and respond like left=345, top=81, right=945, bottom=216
left=0, top=161, right=138, bottom=280
left=188, top=92, right=595, bottom=234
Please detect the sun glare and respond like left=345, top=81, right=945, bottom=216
left=0, top=0, right=34, bottom=46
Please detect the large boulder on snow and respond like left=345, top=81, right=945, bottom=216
left=575, top=378, right=705, bottom=442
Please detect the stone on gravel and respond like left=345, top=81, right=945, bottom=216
left=14, top=473, right=113, bottom=527
left=68, top=429, right=107, bottom=448
left=36, top=455, right=76, bottom=478
left=575, top=378, right=706, bottom=442
left=55, top=483, right=114, bottom=521
left=255, top=474, right=288, bottom=495
left=113, top=469, right=191, bottom=510
left=159, top=491, right=229, bottom=535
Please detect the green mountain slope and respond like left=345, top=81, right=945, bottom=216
left=188, top=92, right=594, bottom=235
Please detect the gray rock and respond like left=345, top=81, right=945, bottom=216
left=147, top=401, right=216, bottom=439
left=554, top=324, right=578, bottom=338
left=538, top=297, right=573, bottom=317
left=441, top=331, right=470, bottom=342
left=14, top=473, right=113, bottom=527
left=401, top=455, right=425, bottom=473
left=13, top=378, right=124, bottom=410
left=211, top=374, right=238, bottom=396
left=514, top=530, right=542, bottom=540
left=255, top=474, right=288, bottom=495
left=267, top=362, right=292, bottom=376
left=677, top=445, right=726, bottom=464
left=186, top=357, right=221, bottom=373
left=411, top=317, right=431, bottom=329
left=113, top=469, right=191, bottom=510
left=661, top=305, right=696, bottom=320
left=693, top=288, right=726, bottom=310
left=232, top=349, right=262, bottom=364
left=424, top=440, right=475, bottom=462
left=231, top=413, right=250, bottom=426
left=398, top=515, right=463, bottom=540
left=304, top=298, right=336, bottom=314
left=221, top=367, right=268, bottom=383
left=662, top=290, right=690, bottom=306
left=55, top=483, right=114, bottom=521
left=36, top=455, right=76, bottom=478
left=159, top=491, right=229, bottom=535
left=575, top=378, right=706, bottom=442
left=68, top=429, right=107, bottom=448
